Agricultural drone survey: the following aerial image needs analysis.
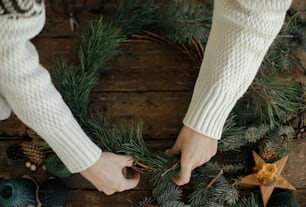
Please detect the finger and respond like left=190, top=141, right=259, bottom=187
left=165, top=144, right=180, bottom=155
left=119, top=173, right=141, bottom=191
left=117, top=155, right=134, bottom=167
left=104, top=189, right=116, bottom=196
left=173, top=160, right=192, bottom=186
left=125, top=157, right=134, bottom=167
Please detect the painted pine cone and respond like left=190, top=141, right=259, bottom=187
left=259, top=148, right=277, bottom=163
left=21, top=142, right=45, bottom=166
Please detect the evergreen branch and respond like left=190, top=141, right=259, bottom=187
left=247, top=75, right=304, bottom=127
left=287, top=108, right=306, bottom=130
left=113, top=0, right=158, bottom=36
left=156, top=0, right=212, bottom=44
left=219, top=117, right=268, bottom=152
left=218, top=115, right=245, bottom=152
left=261, top=9, right=306, bottom=73
left=53, top=59, right=95, bottom=120
left=91, top=120, right=179, bottom=185
left=78, top=18, right=125, bottom=74
left=259, top=125, right=295, bottom=161
left=130, top=197, right=154, bottom=207
left=220, top=164, right=245, bottom=175
left=153, top=182, right=183, bottom=206
left=229, top=194, right=260, bottom=207
left=53, top=19, right=125, bottom=131
left=190, top=163, right=240, bottom=206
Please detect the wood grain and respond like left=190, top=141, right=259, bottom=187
left=0, top=92, right=191, bottom=138
left=283, top=138, right=306, bottom=189
left=66, top=190, right=151, bottom=207
left=33, top=38, right=198, bottom=91
left=0, top=0, right=306, bottom=206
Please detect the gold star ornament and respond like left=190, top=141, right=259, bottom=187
left=239, top=151, right=296, bottom=207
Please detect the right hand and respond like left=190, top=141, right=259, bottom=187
left=80, top=152, right=140, bottom=195
left=166, top=126, right=218, bottom=186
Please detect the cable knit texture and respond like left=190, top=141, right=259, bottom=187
left=0, top=95, right=11, bottom=120
left=183, top=0, right=292, bottom=139
left=0, top=0, right=101, bottom=173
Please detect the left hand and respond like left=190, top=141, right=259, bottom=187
left=166, top=125, right=218, bottom=186
left=80, top=152, right=140, bottom=195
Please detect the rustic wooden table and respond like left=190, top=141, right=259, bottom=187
left=0, top=0, right=305, bottom=206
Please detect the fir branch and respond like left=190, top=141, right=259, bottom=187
left=113, top=0, right=158, bottom=36
left=247, top=75, right=304, bottom=127
left=229, top=194, right=261, bottom=207
left=53, top=59, right=95, bottom=120
left=53, top=19, right=125, bottom=129
left=262, top=9, right=306, bottom=73
left=156, top=0, right=212, bottom=44
left=78, top=18, right=125, bottom=74
left=153, top=182, right=183, bottom=205
left=190, top=163, right=240, bottom=206
left=261, top=42, right=294, bottom=73
left=219, top=117, right=268, bottom=152
left=218, top=115, right=245, bottom=152
left=92, top=120, right=179, bottom=185
left=130, top=197, right=154, bottom=207
left=260, top=125, right=295, bottom=160
left=219, top=163, right=244, bottom=175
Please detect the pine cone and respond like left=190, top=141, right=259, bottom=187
left=259, top=148, right=277, bottom=163
left=6, top=144, right=25, bottom=160
left=21, top=142, right=45, bottom=166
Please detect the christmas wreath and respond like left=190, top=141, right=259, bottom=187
left=12, top=0, right=306, bottom=206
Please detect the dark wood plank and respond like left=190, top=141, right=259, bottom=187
left=0, top=92, right=191, bottom=138
left=284, top=138, right=306, bottom=189
left=32, top=38, right=78, bottom=67
left=41, top=0, right=175, bottom=38
left=94, top=42, right=198, bottom=92
left=295, top=189, right=306, bottom=207
left=66, top=189, right=306, bottom=207
left=41, top=1, right=115, bottom=38
left=292, top=0, right=306, bottom=10
left=33, top=38, right=198, bottom=91
left=90, top=92, right=191, bottom=138
left=67, top=190, right=151, bottom=207
left=0, top=115, right=27, bottom=137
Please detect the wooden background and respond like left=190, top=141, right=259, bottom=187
left=0, top=0, right=306, bottom=206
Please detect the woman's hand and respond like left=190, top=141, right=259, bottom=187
left=166, top=126, right=218, bottom=186
left=80, top=152, right=140, bottom=195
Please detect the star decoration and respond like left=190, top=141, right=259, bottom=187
left=239, top=151, right=296, bottom=207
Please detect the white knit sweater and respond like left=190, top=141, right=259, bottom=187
left=0, top=0, right=291, bottom=173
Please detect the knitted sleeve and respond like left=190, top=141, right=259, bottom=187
left=183, top=0, right=292, bottom=139
left=0, top=0, right=101, bottom=173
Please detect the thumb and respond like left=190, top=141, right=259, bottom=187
left=120, top=173, right=141, bottom=191
left=173, top=162, right=192, bottom=186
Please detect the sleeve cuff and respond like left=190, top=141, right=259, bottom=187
left=183, top=85, right=238, bottom=140
left=42, top=116, right=102, bottom=173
